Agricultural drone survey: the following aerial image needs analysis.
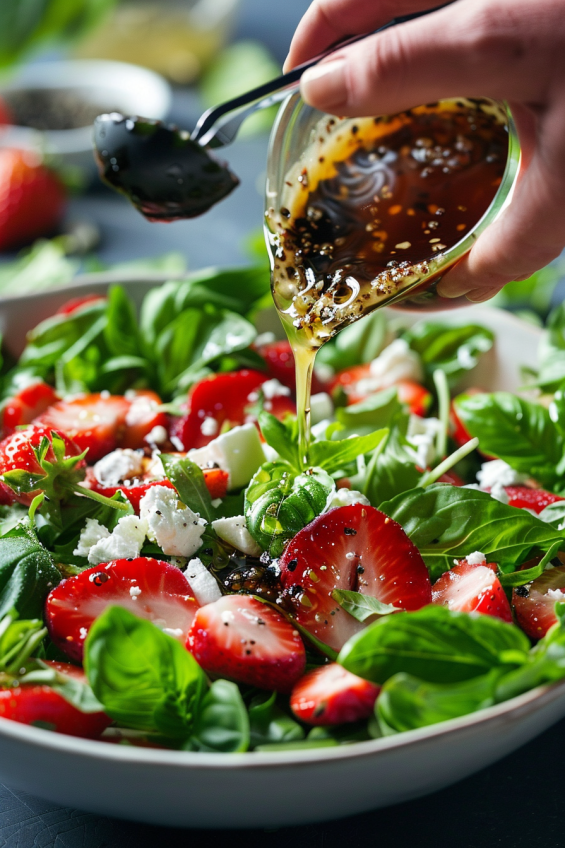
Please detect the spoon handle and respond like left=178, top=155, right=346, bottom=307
left=191, top=4, right=451, bottom=149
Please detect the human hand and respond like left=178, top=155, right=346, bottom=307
left=285, top=0, right=565, bottom=302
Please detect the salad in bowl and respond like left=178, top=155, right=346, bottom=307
left=1, top=266, right=565, bottom=760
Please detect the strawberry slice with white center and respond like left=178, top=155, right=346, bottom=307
left=513, top=565, right=565, bottom=639
left=187, top=594, right=306, bottom=692
left=34, top=393, right=130, bottom=462
left=279, top=504, right=432, bottom=652
left=1, top=381, right=59, bottom=437
left=121, top=390, right=168, bottom=450
left=432, top=559, right=512, bottom=622
left=504, top=486, right=565, bottom=514
left=45, top=557, right=199, bottom=662
left=290, top=663, right=379, bottom=726
left=0, top=661, right=111, bottom=739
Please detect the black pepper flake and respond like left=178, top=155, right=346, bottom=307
left=515, top=585, right=530, bottom=597
left=344, top=527, right=357, bottom=536
left=287, top=558, right=298, bottom=572
left=357, top=565, right=365, bottom=574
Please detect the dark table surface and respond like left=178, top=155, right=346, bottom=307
left=2, top=1, right=565, bottom=844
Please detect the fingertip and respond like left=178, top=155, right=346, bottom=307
left=464, top=286, right=503, bottom=303
left=300, top=59, right=348, bottom=112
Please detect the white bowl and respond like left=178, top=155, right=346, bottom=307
left=0, top=60, right=172, bottom=170
left=0, top=278, right=558, bottom=829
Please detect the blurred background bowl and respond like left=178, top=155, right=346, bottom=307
left=0, top=59, right=172, bottom=170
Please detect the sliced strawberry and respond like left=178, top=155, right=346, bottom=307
left=34, top=393, right=130, bottom=461
left=171, top=370, right=296, bottom=450
left=437, top=470, right=465, bottom=486
left=396, top=380, right=432, bottom=417
left=1, top=381, right=59, bottom=437
left=56, top=295, right=107, bottom=316
left=504, top=486, right=565, bottom=514
left=0, top=424, right=84, bottom=505
left=513, top=565, right=565, bottom=640
left=329, top=365, right=431, bottom=415
left=0, top=667, right=111, bottom=739
left=432, top=559, right=512, bottom=622
left=45, top=557, right=199, bottom=662
left=290, top=663, right=379, bottom=726
left=257, top=340, right=326, bottom=394
left=121, top=390, right=168, bottom=450
left=187, top=594, right=306, bottom=692
left=279, top=504, right=432, bottom=652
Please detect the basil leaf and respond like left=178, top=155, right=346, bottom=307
left=248, top=691, right=305, bottom=749
left=538, top=501, right=565, bottom=528
left=332, top=589, right=399, bottom=622
left=494, top=611, right=565, bottom=703
left=189, top=680, right=249, bottom=753
left=19, top=660, right=104, bottom=714
left=382, top=483, right=565, bottom=580
left=85, top=606, right=206, bottom=738
left=0, top=525, right=60, bottom=619
left=0, top=504, right=28, bottom=537
left=316, top=311, right=387, bottom=370
left=104, top=285, right=142, bottom=358
left=537, top=302, right=565, bottom=391
left=402, top=322, right=494, bottom=388
left=0, top=614, right=46, bottom=674
left=244, top=461, right=335, bottom=557
left=19, top=299, right=107, bottom=373
left=160, top=453, right=213, bottom=522
left=338, top=606, right=529, bottom=685
left=258, top=411, right=301, bottom=470
left=454, top=392, right=563, bottom=486
left=498, top=541, right=562, bottom=588
left=377, top=669, right=500, bottom=735
left=364, top=428, right=422, bottom=507
left=309, top=429, right=388, bottom=475
left=335, top=387, right=401, bottom=434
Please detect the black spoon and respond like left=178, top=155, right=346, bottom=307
left=93, top=6, right=449, bottom=221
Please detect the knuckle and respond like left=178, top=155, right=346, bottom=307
left=463, top=0, right=532, bottom=69
left=354, top=28, right=410, bottom=108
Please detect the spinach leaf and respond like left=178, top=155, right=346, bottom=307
left=338, top=605, right=529, bottom=685
left=248, top=691, right=305, bottom=749
left=335, top=387, right=402, bottom=434
left=189, top=680, right=249, bottom=753
left=104, top=285, right=143, bottom=358
left=402, top=322, right=494, bottom=388
left=454, top=392, right=563, bottom=486
left=376, top=670, right=501, bottom=735
left=0, top=525, right=60, bottom=619
left=309, top=429, right=388, bottom=475
left=316, top=311, right=387, bottom=371
left=537, top=303, right=565, bottom=392
left=84, top=606, right=206, bottom=738
left=332, top=589, right=399, bottom=622
left=245, top=461, right=335, bottom=557
left=381, top=484, right=565, bottom=580
left=160, top=454, right=213, bottom=522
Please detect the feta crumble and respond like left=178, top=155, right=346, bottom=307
left=75, top=515, right=148, bottom=565
left=261, top=378, right=291, bottom=399
left=466, top=551, right=487, bottom=566
left=406, top=415, right=442, bottom=470
left=129, top=585, right=142, bottom=598
left=145, top=425, right=168, bottom=445
left=139, top=486, right=206, bottom=557
left=93, top=449, right=145, bottom=486
left=329, top=489, right=370, bottom=509
left=354, top=339, right=424, bottom=395
left=547, top=588, right=565, bottom=600
left=212, top=515, right=262, bottom=557
left=183, top=557, right=222, bottom=606
left=200, top=416, right=219, bottom=437
left=188, top=423, right=265, bottom=490
left=476, top=459, right=528, bottom=490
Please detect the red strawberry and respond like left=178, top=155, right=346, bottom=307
left=396, top=380, right=432, bottom=417
left=46, top=557, right=199, bottom=662
left=513, top=565, right=565, bottom=640
left=0, top=424, right=84, bottom=505
left=187, top=594, right=306, bottom=692
left=279, top=504, right=432, bottom=652
left=56, top=294, right=107, bottom=316
left=34, top=393, right=130, bottom=461
left=432, top=559, right=512, bottom=622
left=0, top=148, right=66, bottom=251
left=121, top=390, right=168, bottom=450
left=290, top=663, right=379, bottom=726
left=1, top=381, right=58, bottom=437
left=0, top=661, right=110, bottom=739
left=0, top=96, right=12, bottom=126
left=257, top=340, right=327, bottom=394
left=329, top=364, right=431, bottom=416
left=504, top=486, right=565, bottom=514
left=437, top=470, right=465, bottom=486
left=171, top=370, right=295, bottom=450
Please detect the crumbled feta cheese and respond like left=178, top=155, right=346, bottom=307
left=314, top=362, right=335, bottom=384
left=74, top=518, right=109, bottom=558
left=212, top=515, right=262, bottom=556
left=254, top=331, right=276, bottom=347
left=261, top=379, right=291, bottom=399
left=364, top=339, right=424, bottom=391
left=405, top=416, right=442, bottom=470
left=170, top=435, right=185, bottom=451
left=162, top=627, right=184, bottom=638
left=129, top=585, right=142, bottom=598
left=145, top=425, right=168, bottom=445
left=139, top=486, right=206, bottom=557
left=93, top=449, right=145, bottom=487
left=183, top=557, right=222, bottom=605
left=188, top=423, right=265, bottom=490
left=125, top=394, right=158, bottom=427
left=466, top=551, right=487, bottom=565
left=329, top=489, right=370, bottom=509
left=85, top=515, right=148, bottom=565
left=547, top=588, right=565, bottom=600
left=200, top=416, right=219, bottom=437
left=476, top=459, right=528, bottom=490
left=310, top=392, right=334, bottom=425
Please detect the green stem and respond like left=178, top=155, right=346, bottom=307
left=420, top=437, right=479, bottom=487
left=64, top=482, right=129, bottom=511
left=433, top=368, right=450, bottom=460
left=362, top=430, right=390, bottom=498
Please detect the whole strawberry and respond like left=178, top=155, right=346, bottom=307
left=0, top=148, right=66, bottom=251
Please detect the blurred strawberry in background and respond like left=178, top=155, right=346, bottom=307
left=0, top=95, right=12, bottom=126
left=0, top=148, right=67, bottom=252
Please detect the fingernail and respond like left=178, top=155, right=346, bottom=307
left=465, top=286, right=501, bottom=303
left=301, top=59, right=347, bottom=111
left=436, top=283, right=468, bottom=299
left=282, top=54, right=291, bottom=74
